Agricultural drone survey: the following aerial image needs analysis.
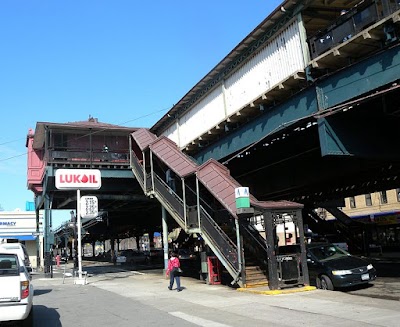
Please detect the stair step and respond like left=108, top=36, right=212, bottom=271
left=245, top=269, right=265, bottom=276
left=244, top=280, right=269, bottom=288
left=246, top=265, right=262, bottom=271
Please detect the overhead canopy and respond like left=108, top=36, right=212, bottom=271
left=0, top=235, right=37, bottom=241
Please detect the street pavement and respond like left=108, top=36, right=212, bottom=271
left=29, top=260, right=400, bottom=327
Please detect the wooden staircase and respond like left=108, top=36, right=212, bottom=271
left=243, top=246, right=269, bottom=287
left=221, top=224, right=269, bottom=287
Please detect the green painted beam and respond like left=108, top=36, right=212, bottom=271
left=194, top=88, right=318, bottom=164
left=318, top=45, right=400, bottom=109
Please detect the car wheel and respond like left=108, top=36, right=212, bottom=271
left=320, top=275, right=334, bottom=291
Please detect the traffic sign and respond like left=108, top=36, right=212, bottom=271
left=80, top=196, right=98, bottom=219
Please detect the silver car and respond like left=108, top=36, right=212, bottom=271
left=116, top=250, right=149, bottom=265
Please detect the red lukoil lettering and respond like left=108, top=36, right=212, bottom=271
left=59, top=174, right=98, bottom=184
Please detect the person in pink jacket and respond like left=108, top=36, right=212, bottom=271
left=166, top=251, right=182, bottom=292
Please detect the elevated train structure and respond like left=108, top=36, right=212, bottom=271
left=152, top=0, right=400, bottom=248
left=27, top=0, right=400, bottom=288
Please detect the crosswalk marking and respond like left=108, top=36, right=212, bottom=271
left=169, top=311, right=232, bottom=327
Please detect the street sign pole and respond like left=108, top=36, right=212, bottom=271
left=76, top=189, right=83, bottom=282
left=55, top=169, right=101, bottom=285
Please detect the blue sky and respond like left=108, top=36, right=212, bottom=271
left=0, top=0, right=282, bottom=227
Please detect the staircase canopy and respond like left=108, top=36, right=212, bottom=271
left=131, top=128, right=303, bottom=216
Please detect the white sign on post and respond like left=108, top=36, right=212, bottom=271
left=55, top=169, right=101, bottom=190
left=80, top=196, right=98, bottom=219
left=54, top=169, right=102, bottom=285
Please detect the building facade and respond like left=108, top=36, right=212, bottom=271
left=0, top=209, right=43, bottom=270
left=325, top=189, right=400, bottom=251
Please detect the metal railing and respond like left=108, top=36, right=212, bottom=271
left=47, top=149, right=130, bottom=167
left=309, top=0, right=400, bottom=59
left=129, top=151, right=240, bottom=278
left=199, top=206, right=239, bottom=272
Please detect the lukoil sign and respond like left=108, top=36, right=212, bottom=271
left=55, top=169, right=101, bottom=190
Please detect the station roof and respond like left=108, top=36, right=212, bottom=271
left=29, top=117, right=138, bottom=149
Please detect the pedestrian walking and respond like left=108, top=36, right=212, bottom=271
left=55, top=253, right=61, bottom=267
left=166, top=251, right=182, bottom=292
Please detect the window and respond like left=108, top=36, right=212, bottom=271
left=349, top=196, right=356, bottom=208
left=380, top=191, right=388, bottom=204
left=397, top=188, right=400, bottom=202
left=365, top=193, right=372, bottom=206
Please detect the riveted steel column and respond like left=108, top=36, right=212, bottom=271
left=264, top=209, right=279, bottom=290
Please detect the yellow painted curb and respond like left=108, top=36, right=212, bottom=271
left=244, top=282, right=269, bottom=288
left=237, top=285, right=316, bottom=295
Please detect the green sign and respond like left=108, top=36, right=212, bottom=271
left=235, top=187, right=250, bottom=208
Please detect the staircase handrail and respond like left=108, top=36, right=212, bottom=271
left=199, top=205, right=239, bottom=272
left=130, top=150, right=145, bottom=191
left=185, top=183, right=215, bottom=213
left=153, top=173, right=186, bottom=227
left=241, top=223, right=268, bottom=253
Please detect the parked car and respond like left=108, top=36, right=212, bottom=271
left=116, top=250, right=149, bottom=265
left=0, top=243, right=32, bottom=273
left=0, top=252, right=34, bottom=326
left=306, top=242, right=376, bottom=291
left=310, top=234, right=349, bottom=252
left=145, top=248, right=164, bottom=263
left=177, top=248, right=197, bottom=261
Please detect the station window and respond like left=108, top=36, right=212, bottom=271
left=349, top=196, right=356, bottom=208
left=365, top=193, right=372, bottom=206
left=380, top=190, right=388, bottom=204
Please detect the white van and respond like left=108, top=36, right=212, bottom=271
left=0, top=243, right=32, bottom=272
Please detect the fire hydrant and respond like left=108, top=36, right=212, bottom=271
left=56, top=254, right=61, bottom=267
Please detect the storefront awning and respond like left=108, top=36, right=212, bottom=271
left=0, top=235, right=37, bottom=241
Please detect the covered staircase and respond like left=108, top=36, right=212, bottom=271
left=129, top=128, right=306, bottom=288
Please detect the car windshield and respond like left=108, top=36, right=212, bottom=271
left=308, top=244, right=349, bottom=262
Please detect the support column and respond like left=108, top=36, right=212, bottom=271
left=162, top=206, right=169, bottom=272
left=134, top=233, right=141, bottom=250
left=148, top=231, right=155, bottom=250
left=264, top=210, right=279, bottom=290
left=44, top=194, right=53, bottom=276
left=296, top=209, right=310, bottom=286
left=110, top=237, right=115, bottom=264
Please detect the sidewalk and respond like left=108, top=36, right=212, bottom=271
left=32, top=261, right=400, bottom=327
left=38, top=259, right=400, bottom=301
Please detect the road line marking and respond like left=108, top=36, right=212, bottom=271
left=169, top=311, right=232, bottom=327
